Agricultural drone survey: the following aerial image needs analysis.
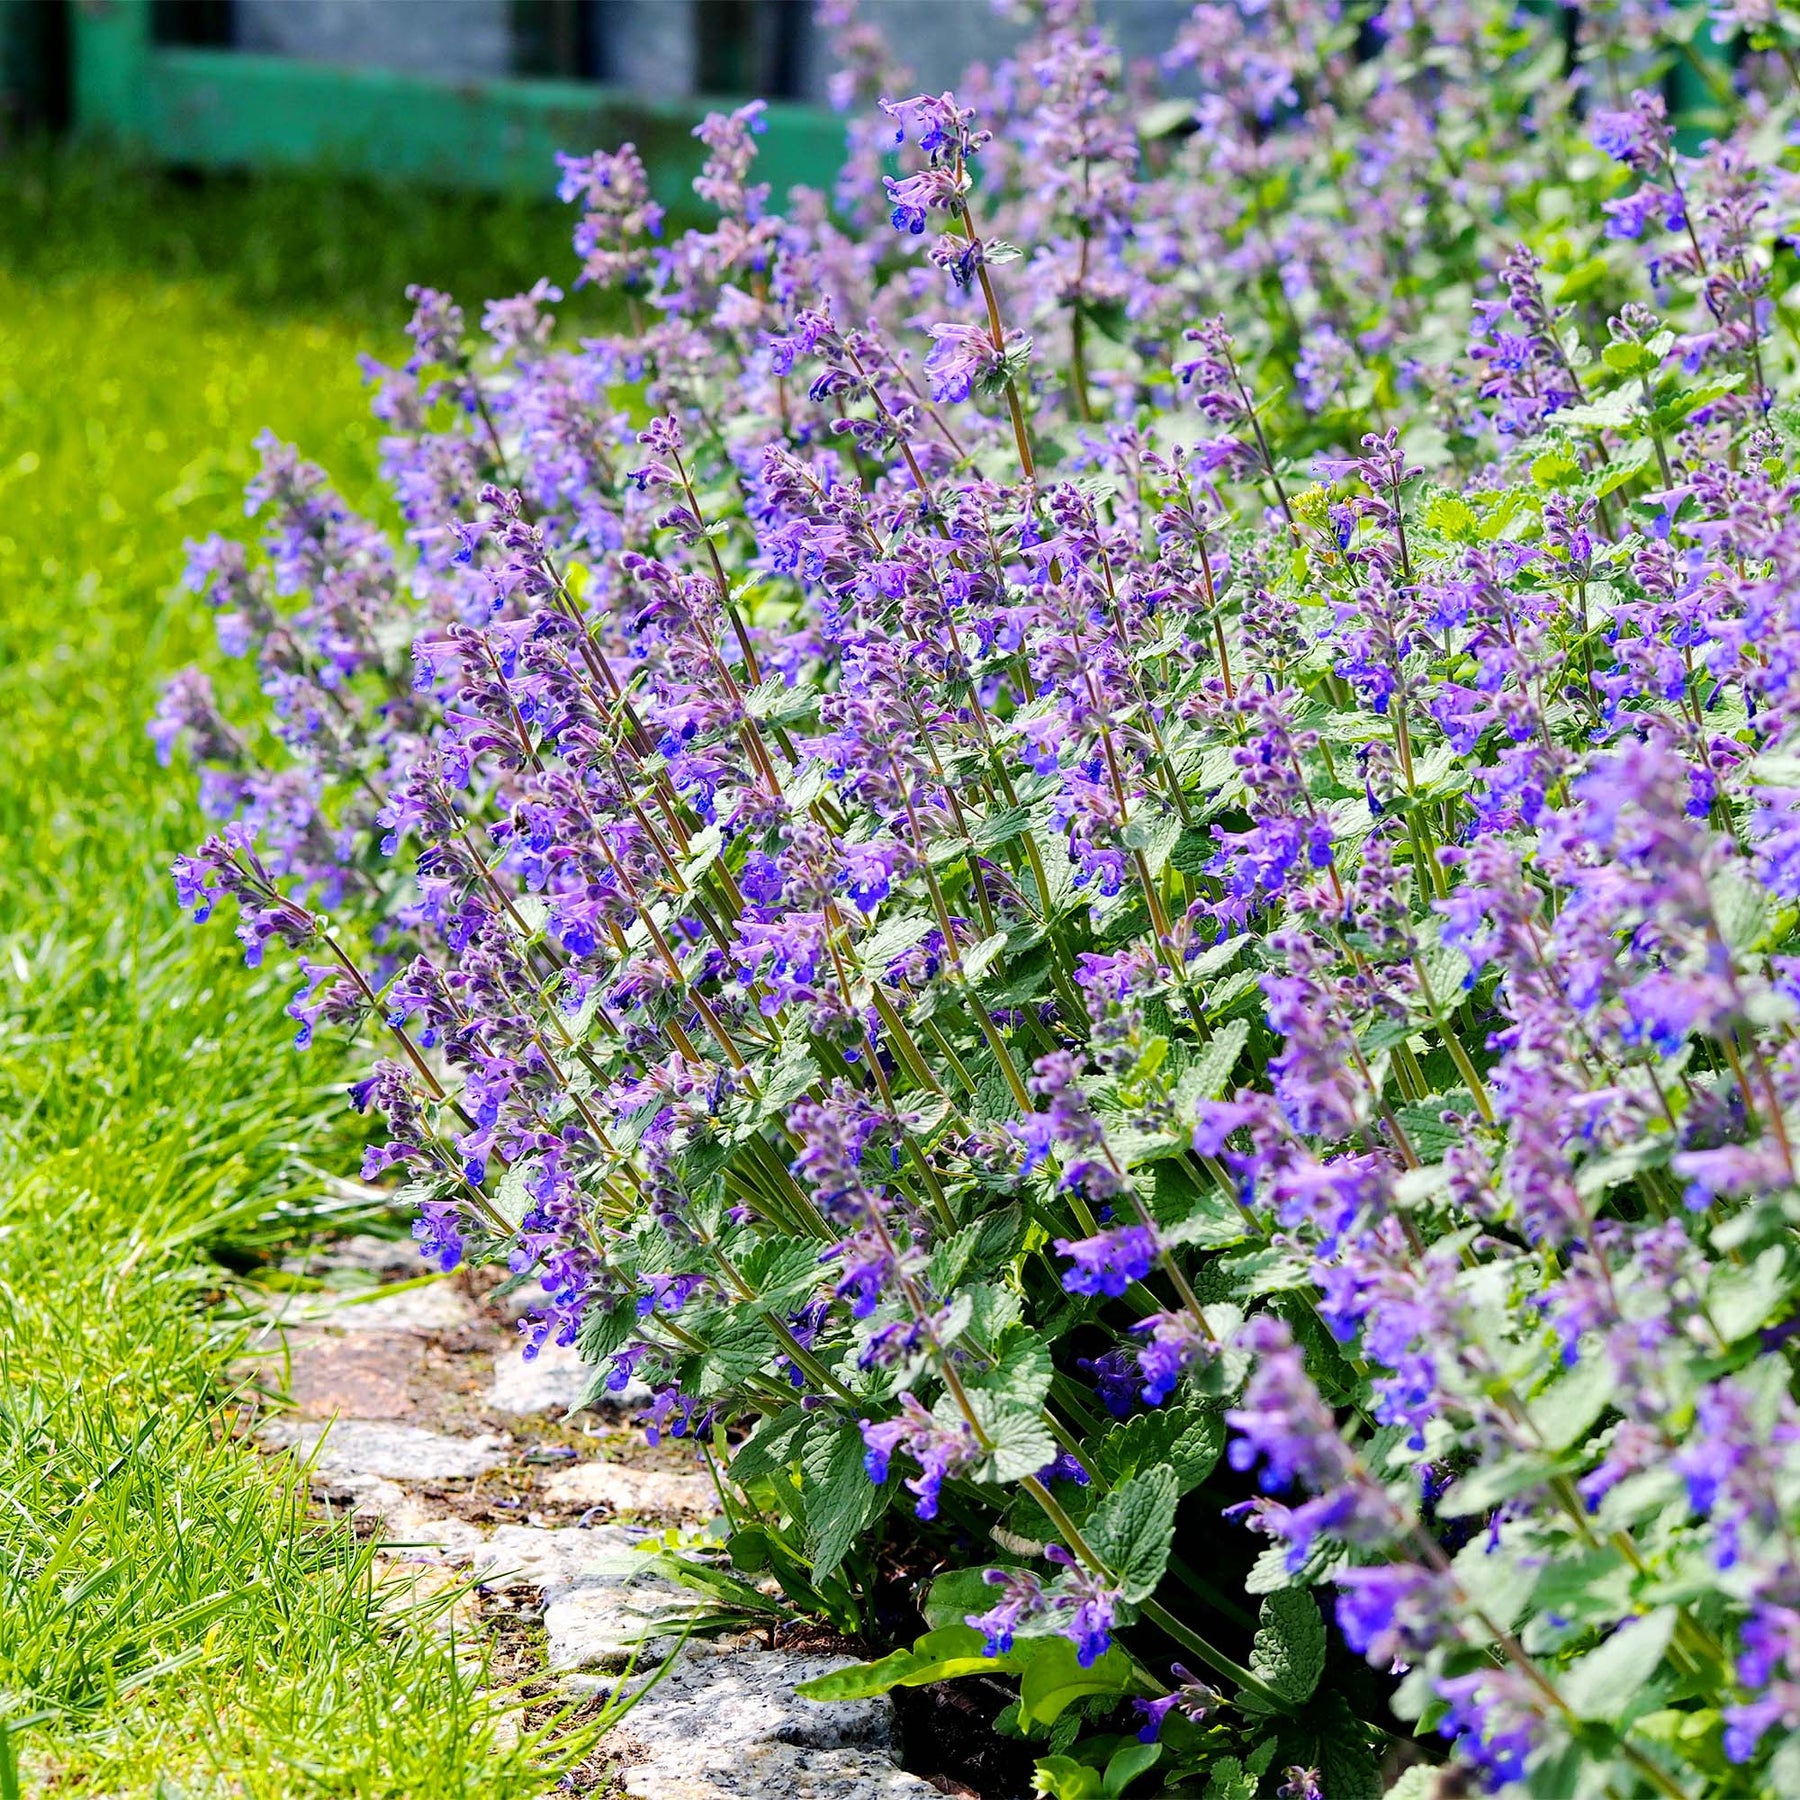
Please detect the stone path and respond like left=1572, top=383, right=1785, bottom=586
left=237, top=1236, right=938, bottom=1798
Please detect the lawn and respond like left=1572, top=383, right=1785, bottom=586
left=0, top=149, right=585, bottom=1796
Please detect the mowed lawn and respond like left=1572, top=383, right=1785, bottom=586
left=0, top=152, right=584, bottom=1796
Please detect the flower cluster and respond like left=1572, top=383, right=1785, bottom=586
left=157, top=2, right=1800, bottom=1793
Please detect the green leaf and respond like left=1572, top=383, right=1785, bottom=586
left=1091, top=1407, right=1224, bottom=1493
left=1249, top=1590, right=1326, bottom=1707
left=1201, top=1756, right=1256, bottom=1800
left=974, top=1399, right=1058, bottom=1483
left=728, top=1403, right=812, bottom=1486
left=743, top=676, right=817, bottom=727
left=1383, top=1769, right=1445, bottom=1800
left=928, top=1206, right=1025, bottom=1292
left=747, top=1041, right=820, bottom=1129
left=793, top=1625, right=1014, bottom=1702
left=969, top=1333, right=1055, bottom=1411
left=1709, top=1245, right=1788, bottom=1343
left=1602, top=340, right=1656, bottom=375
left=972, top=803, right=1033, bottom=851
left=1032, top=1754, right=1104, bottom=1800
left=1653, top=374, right=1743, bottom=429
left=802, top=1421, right=885, bottom=1581
left=1084, top=1466, right=1178, bottom=1603
left=1150, top=1159, right=1249, bottom=1248
left=1558, top=389, right=1638, bottom=430
left=1435, top=1451, right=1560, bottom=1518
left=1018, top=1635, right=1137, bottom=1726
left=1558, top=1607, right=1678, bottom=1721
left=1170, top=827, right=1215, bottom=878
left=794, top=1647, right=922, bottom=1701
left=1245, top=1538, right=1338, bottom=1595
left=1175, top=1017, right=1251, bottom=1107
left=922, top=1566, right=999, bottom=1631
left=738, top=1236, right=826, bottom=1313
left=1527, top=1355, right=1616, bottom=1452
left=1769, top=1736, right=1800, bottom=1799
left=962, top=930, right=1009, bottom=983
left=1710, top=865, right=1770, bottom=953
left=1103, top=1740, right=1162, bottom=1797
left=858, top=913, right=937, bottom=973
left=1315, top=1692, right=1382, bottom=1800
left=574, top=1296, right=634, bottom=1368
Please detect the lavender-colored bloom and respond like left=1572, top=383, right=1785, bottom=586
left=1054, top=1224, right=1158, bottom=1297
left=1133, top=1308, right=1210, bottom=1406
left=966, top=1566, right=1044, bottom=1656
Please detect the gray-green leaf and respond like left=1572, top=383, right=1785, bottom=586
left=1084, top=1465, right=1178, bottom=1603
left=1249, top=1589, right=1326, bottom=1706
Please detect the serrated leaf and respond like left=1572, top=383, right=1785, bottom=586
left=1202, top=1757, right=1256, bottom=1800
left=1558, top=1607, right=1677, bottom=1721
left=574, top=1297, right=635, bottom=1368
left=1150, top=1159, right=1249, bottom=1247
left=1084, top=1466, right=1177, bottom=1603
left=1315, top=1692, right=1381, bottom=1800
left=1383, top=1768, right=1444, bottom=1800
left=729, top=1404, right=813, bottom=1486
left=1170, top=827, right=1216, bottom=878
left=1175, top=1018, right=1251, bottom=1108
left=679, top=823, right=724, bottom=884
left=1558, top=389, right=1638, bottom=430
left=858, top=912, right=937, bottom=972
left=1710, top=865, right=1770, bottom=952
left=973, top=1399, right=1058, bottom=1483
left=1249, top=1590, right=1326, bottom=1706
left=1437, top=1445, right=1569, bottom=1517
left=928, top=1206, right=1025, bottom=1294
left=972, top=803, right=1032, bottom=850
left=738, top=1236, right=826, bottom=1313
left=751, top=1041, right=821, bottom=1125
left=1245, top=1533, right=1346, bottom=1591
left=970, top=1334, right=1055, bottom=1410
left=1091, top=1408, right=1224, bottom=1492
left=967, top=1281, right=1025, bottom=1343
left=1528, top=1355, right=1615, bottom=1451
left=962, top=930, right=1009, bottom=983
left=803, top=1422, right=887, bottom=1581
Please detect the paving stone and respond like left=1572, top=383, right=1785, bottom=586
left=486, top=1335, right=652, bottom=1414
left=544, top=1581, right=709, bottom=1672
left=369, top=1505, right=686, bottom=1612
left=619, top=1741, right=938, bottom=1799
left=267, top=1278, right=477, bottom=1337
left=541, top=1459, right=718, bottom=1521
left=308, top=1471, right=408, bottom=1520
left=260, top=1418, right=508, bottom=1481
left=610, top=1651, right=936, bottom=1798
left=282, top=1330, right=423, bottom=1419
left=281, top=1234, right=421, bottom=1282
left=486, top=1335, right=591, bottom=1414
left=465, top=1523, right=648, bottom=1598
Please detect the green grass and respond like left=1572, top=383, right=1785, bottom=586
left=0, top=151, right=586, bottom=1795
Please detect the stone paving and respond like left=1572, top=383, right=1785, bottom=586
left=239, top=1237, right=937, bottom=1798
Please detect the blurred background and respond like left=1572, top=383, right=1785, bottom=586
left=0, top=0, right=1191, bottom=199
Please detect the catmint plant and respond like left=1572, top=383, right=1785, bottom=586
left=156, top=1, right=1800, bottom=1793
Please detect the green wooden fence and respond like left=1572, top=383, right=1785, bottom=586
left=48, top=0, right=845, bottom=200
